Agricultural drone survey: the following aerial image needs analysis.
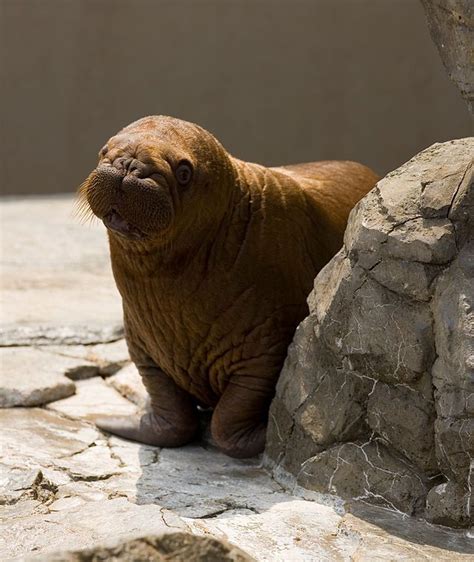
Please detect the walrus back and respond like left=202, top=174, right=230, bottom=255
left=274, top=160, right=379, bottom=207
left=273, top=160, right=379, bottom=257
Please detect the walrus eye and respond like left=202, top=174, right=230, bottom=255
left=175, top=161, right=193, bottom=186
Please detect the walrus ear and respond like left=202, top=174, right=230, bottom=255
left=175, top=160, right=193, bottom=187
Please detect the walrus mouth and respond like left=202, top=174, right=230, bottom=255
left=103, top=209, right=146, bottom=240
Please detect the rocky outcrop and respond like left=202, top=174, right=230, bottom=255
left=420, top=0, right=474, bottom=115
left=265, top=138, right=474, bottom=527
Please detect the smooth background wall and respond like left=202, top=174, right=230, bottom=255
left=0, top=0, right=471, bottom=195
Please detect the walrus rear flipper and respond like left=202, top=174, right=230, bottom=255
left=95, top=366, right=199, bottom=447
left=210, top=375, right=272, bottom=458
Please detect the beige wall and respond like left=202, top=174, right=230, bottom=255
left=0, top=0, right=471, bottom=196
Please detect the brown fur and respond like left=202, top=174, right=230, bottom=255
left=79, top=116, right=378, bottom=457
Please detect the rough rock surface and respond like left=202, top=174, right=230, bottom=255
left=1, top=194, right=473, bottom=561
left=265, top=138, right=474, bottom=527
left=421, top=0, right=474, bottom=115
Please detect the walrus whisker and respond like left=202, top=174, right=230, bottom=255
left=73, top=201, right=95, bottom=224
left=73, top=179, right=104, bottom=225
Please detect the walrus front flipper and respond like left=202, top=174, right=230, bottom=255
left=95, top=366, right=199, bottom=447
left=211, top=375, right=272, bottom=458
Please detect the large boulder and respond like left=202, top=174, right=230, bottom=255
left=265, top=138, right=474, bottom=527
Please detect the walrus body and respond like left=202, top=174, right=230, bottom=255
left=79, top=116, right=378, bottom=458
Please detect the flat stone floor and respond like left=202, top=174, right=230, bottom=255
left=1, top=195, right=473, bottom=561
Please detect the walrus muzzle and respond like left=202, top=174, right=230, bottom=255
left=84, top=164, right=174, bottom=239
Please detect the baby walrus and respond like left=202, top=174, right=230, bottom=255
left=79, top=116, right=378, bottom=458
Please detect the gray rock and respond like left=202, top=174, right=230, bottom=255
left=294, top=365, right=371, bottom=447
left=435, top=417, right=474, bottom=483
left=367, top=380, right=437, bottom=473
left=420, top=0, right=474, bottom=115
left=425, top=480, right=472, bottom=528
left=0, top=347, right=76, bottom=407
left=297, top=440, right=428, bottom=515
left=266, top=138, right=474, bottom=527
left=369, top=259, right=441, bottom=302
left=421, top=170, right=467, bottom=219
left=432, top=240, right=474, bottom=484
left=449, top=160, right=474, bottom=246
left=339, top=278, right=434, bottom=382
left=382, top=217, right=456, bottom=265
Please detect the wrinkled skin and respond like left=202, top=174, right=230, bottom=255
left=78, top=116, right=378, bottom=458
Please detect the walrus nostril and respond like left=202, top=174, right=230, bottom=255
left=128, top=159, right=146, bottom=178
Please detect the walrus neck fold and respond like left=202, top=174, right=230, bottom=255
left=107, top=164, right=240, bottom=280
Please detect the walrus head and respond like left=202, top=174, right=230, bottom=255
left=77, top=116, right=235, bottom=246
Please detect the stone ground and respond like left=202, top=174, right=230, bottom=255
left=1, top=195, right=473, bottom=561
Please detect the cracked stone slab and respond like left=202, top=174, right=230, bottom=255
left=0, top=498, right=188, bottom=561
left=188, top=499, right=345, bottom=561
left=189, top=498, right=474, bottom=562
left=101, top=442, right=289, bottom=519
left=41, top=339, right=130, bottom=379
left=2, top=406, right=472, bottom=561
left=0, top=469, right=57, bottom=506
left=107, top=364, right=148, bottom=408
left=0, top=324, right=124, bottom=347
left=53, top=442, right=124, bottom=482
left=341, top=502, right=474, bottom=561
left=0, top=196, right=123, bottom=346
left=0, top=408, right=100, bottom=471
left=0, top=347, right=76, bottom=407
left=48, top=377, right=137, bottom=420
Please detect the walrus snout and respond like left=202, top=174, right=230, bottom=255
left=81, top=162, right=175, bottom=240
